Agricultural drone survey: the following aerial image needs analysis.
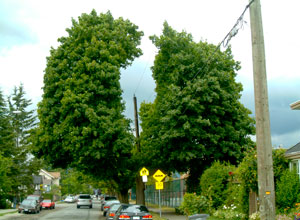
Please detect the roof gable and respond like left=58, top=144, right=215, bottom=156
left=286, top=142, right=300, bottom=155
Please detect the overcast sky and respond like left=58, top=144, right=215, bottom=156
left=1, top=0, right=300, bottom=148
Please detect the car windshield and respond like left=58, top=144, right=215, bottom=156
left=43, top=200, right=51, bottom=203
left=27, top=196, right=39, bottom=200
left=105, top=196, right=117, bottom=201
left=79, top=195, right=91, bottom=199
left=121, top=205, right=149, bottom=213
left=22, top=200, right=35, bottom=205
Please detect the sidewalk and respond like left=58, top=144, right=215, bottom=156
left=148, top=207, right=186, bottom=220
left=0, top=209, right=17, bottom=215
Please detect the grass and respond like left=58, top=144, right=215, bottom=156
left=0, top=210, right=18, bottom=217
left=150, top=212, right=168, bottom=220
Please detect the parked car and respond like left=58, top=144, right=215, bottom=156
left=41, top=199, right=55, bottom=209
left=64, top=196, right=76, bottom=203
left=113, top=204, right=152, bottom=220
left=101, top=195, right=118, bottom=211
left=103, top=200, right=120, bottom=216
left=18, top=199, right=40, bottom=214
left=26, top=194, right=43, bottom=211
left=106, top=203, right=122, bottom=220
left=77, top=194, right=92, bottom=209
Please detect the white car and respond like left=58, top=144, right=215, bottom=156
left=64, top=196, right=75, bottom=203
left=77, top=194, right=92, bottom=209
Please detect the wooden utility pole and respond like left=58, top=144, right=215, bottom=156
left=249, top=0, right=276, bottom=219
left=133, top=95, right=145, bottom=205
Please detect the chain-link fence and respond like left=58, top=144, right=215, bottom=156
left=145, top=179, right=186, bottom=207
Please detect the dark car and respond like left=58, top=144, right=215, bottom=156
left=103, top=200, right=120, bottom=216
left=106, top=203, right=122, bottom=220
left=27, top=194, right=43, bottom=211
left=101, top=195, right=117, bottom=211
left=18, top=199, right=40, bottom=214
left=113, top=204, right=152, bottom=220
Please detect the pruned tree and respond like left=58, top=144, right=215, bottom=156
left=32, top=10, right=143, bottom=201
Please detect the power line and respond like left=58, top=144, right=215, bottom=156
left=133, top=55, right=152, bottom=95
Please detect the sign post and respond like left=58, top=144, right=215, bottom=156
left=153, top=170, right=166, bottom=217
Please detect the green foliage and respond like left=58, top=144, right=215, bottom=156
left=139, top=22, right=255, bottom=192
left=61, top=169, right=94, bottom=195
left=236, top=147, right=290, bottom=215
left=178, top=193, right=208, bottom=216
left=33, top=10, right=143, bottom=197
left=276, top=169, right=300, bottom=213
left=223, top=183, right=246, bottom=214
left=6, top=84, right=41, bottom=198
left=0, top=89, right=15, bottom=157
left=212, top=206, right=246, bottom=220
left=0, top=85, right=41, bottom=202
left=273, top=148, right=289, bottom=184
left=236, top=147, right=258, bottom=193
left=200, top=161, right=235, bottom=209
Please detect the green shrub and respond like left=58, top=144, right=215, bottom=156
left=200, top=161, right=234, bottom=209
left=178, top=193, right=208, bottom=216
left=276, top=169, right=300, bottom=213
left=213, top=207, right=246, bottom=220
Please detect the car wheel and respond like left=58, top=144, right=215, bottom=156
left=103, top=211, right=106, bottom=216
left=37, top=209, right=40, bottom=213
left=77, top=205, right=80, bottom=209
left=53, top=206, right=55, bottom=209
left=18, top=210, right=21, bottom=213
left=90, top=205, right=92, bottom=209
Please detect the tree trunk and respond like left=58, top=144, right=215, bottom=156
left=135, top=176, right=145, bottom=205
left=118, top=189, right=129, bottom=204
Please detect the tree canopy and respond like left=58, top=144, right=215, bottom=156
left=0, top=85, right=41, bottom=206
left=33, top=10, right=144, bottom=198
left=139, top=22, right=255, bottom=191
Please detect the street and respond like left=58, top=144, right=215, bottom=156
left=1, top=200, right=105, bottom=220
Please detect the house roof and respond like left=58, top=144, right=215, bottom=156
left=48, top=172, right=61, bottom=179
left=286, top=142, right=300, bottom=155
left=40, top=169, right=61, bottom=179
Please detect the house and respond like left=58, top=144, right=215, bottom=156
left=39, top=169, right=61, bottom=192
left=285, top=142, right=300, bottom=175
left=285, top=100, right=300, bottom=173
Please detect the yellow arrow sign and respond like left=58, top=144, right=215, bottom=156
left=155, top=181, right=164, bottom=190
left=140, top=167, right=149, bottom=176
left=153, top=169, right=166, bottom=182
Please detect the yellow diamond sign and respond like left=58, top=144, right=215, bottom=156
left=153, top=169, right=166, bottom=182
left=155, top=181, right=164, bottom=190
left=140, top=167, right=149, bottom=176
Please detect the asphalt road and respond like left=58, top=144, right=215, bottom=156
left=0, top=200, right=105, bottom=220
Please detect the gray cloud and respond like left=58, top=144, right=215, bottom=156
left=240, top=80, right=300, bottom=148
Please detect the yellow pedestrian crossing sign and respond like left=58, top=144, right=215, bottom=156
left=155, top=181, right=164, bottom=190
left=140, top=167, right=149, bottom=176
left=153, top=169, right=166, bottom=182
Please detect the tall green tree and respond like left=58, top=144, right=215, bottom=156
left=7, top=84, right=40, bottom=199
left=32, top=10, right=143, bottom=201
left=0, top=89, right=15, bottom=157
left=139, top=22, right=255, bottom=192
left=0, top=89, right=14, bottom=208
